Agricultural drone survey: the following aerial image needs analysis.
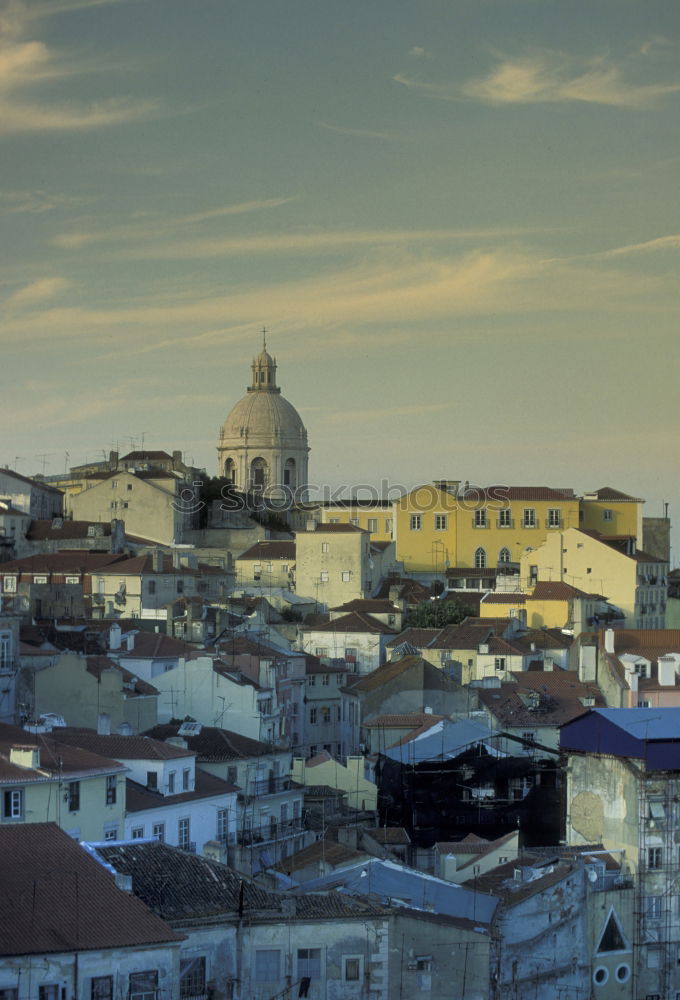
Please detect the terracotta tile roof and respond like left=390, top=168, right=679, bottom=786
left=119, top=450, right=173, bottom=461
left=483, top=593, right=527, bottom=604
left=0, top=824, right=182, bottom=954
left=477, top=670, right=604, bottom=728
left=529, top=581, right=598, bottom=601
left=97, top=839, right=387, bottom=920
left=305, top=611, right=396, bottom=635
left=346, top=655, right=430, bottom=692
left=374, top=577, right=431, bottom=601
left=55, top=728, right=195, bottom=760
left=585, top=487, right=644, bottom=502
left=522, top=628, right=573, bottom=650
left=446, top=567, right=498, bottom=579
left=436, top=830, right=517, bottom=868
left=486, top=636, right=532, bottom=656
left=385, top=627, right=440, bottom=648
left=0, top=724, right=127, bottom=779
left=93, top=554, right=205, bottom=576
left=462, top=855, right=577, bottom=907
left=125, top=770, right=236, bottom=812
left=26, top=520, right=112, bottom=540
left=273, top=837, right=368, bottom=874
left=236, top=539, right=296, bottom=561
left=0, top=552, right=126, bottom=574
left=143, top=724, right=273, bottom=761
left=330, top=599, right=400, bottom=614
left=318, top=499, right=394, bottom=509
left=598, top=629, right=680, bottom=659
left=461, top=486, right=575, bottom=502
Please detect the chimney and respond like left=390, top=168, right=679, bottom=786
left=658, top=655, right=676, bottom=687
left=109, top=623, right=122, bottom=651
left=153, top=549, right=164, bottom=574
left=604, top=628, right=615, bottom=654
left=172, top=450, right=182, bottom=468
left=306, top=519, right=317, bottom=532
left=97, top=713, right=111, bottom=735
left=10, top=745, right=40, bottom=769
left=173, top=549, right=182, bottom=570
left=125, top=632, right=135, bottom=652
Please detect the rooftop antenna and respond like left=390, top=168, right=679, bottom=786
left=14, top=456, right=23, bottom=471
left=37, top=453, right=52, bottom=475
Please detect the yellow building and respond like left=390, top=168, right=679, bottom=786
left=0, top=729, right=126, bottom=840
left=519, top=528, right=667, bottom=629
left=395, top=482, right=645, bottom=574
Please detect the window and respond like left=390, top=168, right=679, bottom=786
left=91, top=976, right=113, bottom=1000
left=39, top=987, right=59, bottom=1000
left=435, top=514, right=448, bottom=531
left=648, top=847, right=663, bottom=870
left=217, top=809, right=229, bottom=843
left=494, top=657, right=506, bottom=670
left=474, top=547, right=487, bottom=569
left=345, top=647, right=357, bottom=662
left=227, top=765, right=238, bottom=785
left=65, top=575, right=79, bottom=585
left=548, top=508, right=561, bottom=528
left=180, top=957, right=206, bottom=998
left=105, top=775, right=117, bottom=805
left=498, top=547, right=511, bottom=565
left=310, top=707, right=318, bottom=724
left=168, top=771, right=176, bottom=794
left=177, top=580, right=184, bottom=594
left=322, top=673, right=330, bottom=685
left=132, top=827, right=144, bottom=839
left=2, top=575, right=16, bottom=592
left=298, top=949, right=321, bottom=980
left=111, top=480, right=118, bottom=488
left=603, top=509, right=613, bottom=521
left=314, top=648, right=327, bottom=658
left=103, top=825, right=118, bottom=840
left=182, top=768, right=190, bottom=791
left=341, top=570, right=351, bottom=582
left=344, top=958, right=361, bottom=981
left=474, top=509, right=487, bottom=528
left=320, top=571, right=329, bottom=583
left=523, top=508, right=536, bottom=528
left=320, top=706, right=331, bottom=723
left=410, top=515, right=422, bottom=531
left=129, top=971, right=158, bottom=1000
left=3, top=788, right=23, bottom=819
left=68, top=781, right=80, bottom=812
left=498, top=508, right=511, bottom=528
left=255, top=950, right=280, bottom=983
left=148, top=580, right=156, bottom=594
left=367, top=518, right=377, bottom=533
left=152, top=822, right=165, bottom=842
left=178, top=817, right=191, bottom=850
left=33, top=575, right=47, bottom=584
left=321, top=542, right=329, bottom=553
left=146, top=770, right=158, bottom=790
left=349, top=518, right=359, bottom=527
left=385, top=518, right=392, bottom=533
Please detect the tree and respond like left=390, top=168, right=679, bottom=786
left=404, top=600, right=473, bottom=629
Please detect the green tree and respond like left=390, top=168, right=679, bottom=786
left=404, top=600, right=473, bottom=629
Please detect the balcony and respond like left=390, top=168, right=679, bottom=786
left=238, top=775, right=293, bottom=800
left=237, top=817, right=303, bottom=846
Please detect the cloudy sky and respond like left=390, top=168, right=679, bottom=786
left=2, top=0, right=679, bottom=551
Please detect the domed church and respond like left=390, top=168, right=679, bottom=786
left=217, top=333, right=309, bottom=494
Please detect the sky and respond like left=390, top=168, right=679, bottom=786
left=1, top=0, right=679, bottom=554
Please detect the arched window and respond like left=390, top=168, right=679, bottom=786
left=224, top=458, right=236, bottom=484
left=474, top=547, right=487, bottom=569
left=250, top=457, right=268, bottom=489
left=283, top=458, right=296, bottom=488
left=498, top=547, right=511, bottom=565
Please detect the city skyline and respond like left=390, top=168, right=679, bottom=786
left=2, top=0, right=679, bottom=553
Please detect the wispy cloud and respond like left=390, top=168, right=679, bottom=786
left=51, top=197, right=295, bottom=249
left=600, top=234, right=680, bottom=257
left=395, top=50, right=680, bottom=109
left=0, top=0, right=158, bottom=134
left=408, top=46, right=432, bottom=59
left=317, top=120, right=405, bottom=141
left=0, top=188, right=89, bottom=214
left=4, top=276, right=71, bottom=309
left=109, top=224, right=556, bottom=261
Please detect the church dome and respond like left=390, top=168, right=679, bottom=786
left=220, top=390, right=307, bottom=446
left=216, top=333, right=309, bottom=493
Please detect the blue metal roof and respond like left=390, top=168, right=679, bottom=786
left=299, top=858, right=498, bottom=925
left=560, top=708, right=680, bottom=769
left=382, top=718, right=495, bottom=764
